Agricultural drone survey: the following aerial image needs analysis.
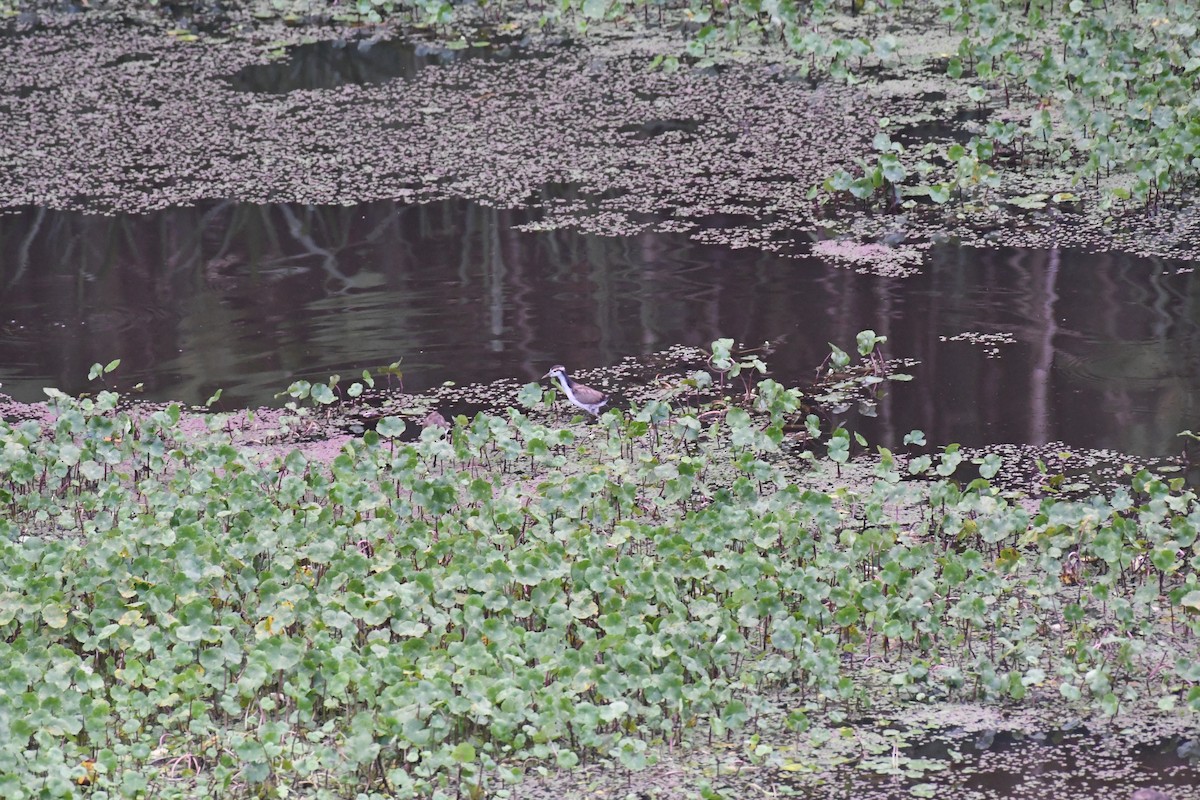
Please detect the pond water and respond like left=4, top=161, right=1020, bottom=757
left=226, top=34, right=548, bottom=94
left=779, top=727, right=1200, bottom=800
left=1, top=196, right=1198, bottom=458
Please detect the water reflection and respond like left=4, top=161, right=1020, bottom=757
left=1, top=197, right=1198, bottom=457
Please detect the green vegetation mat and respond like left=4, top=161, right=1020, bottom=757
left=1, top=360, right=1198, bottom=798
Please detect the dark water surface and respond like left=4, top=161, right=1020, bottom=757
left=1, top=197, right=1198, bottom=457
left=793, top=728, right=1200, bottom=799
left=227, top=34, right=546, bottom=94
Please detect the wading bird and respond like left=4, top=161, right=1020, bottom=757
left=542, top=365, right=607, bottom=417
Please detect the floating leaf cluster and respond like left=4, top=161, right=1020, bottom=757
left=941, top=330, right=1016, bottom=358
left=223, top=0, right=1200, bottom=219
left=8, top=2, right=1200, bottom=266
left=811, top=237, right=930, bottom=277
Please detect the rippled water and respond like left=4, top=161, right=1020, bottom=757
left=1, top=197, right=1198, bottom=456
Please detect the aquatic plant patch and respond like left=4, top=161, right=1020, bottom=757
left=811, top=238, right=930, bottom=278
left=225, top=0, right=1200, bottom=222
left=10, top=0, right=1200, bottom=276
left=0, top=9, right=872, bottom=244
left=514, top=698, right=1200, bottom=797
left=940, top=331, right=1016, bottom=359
left=1, top=352, right=1198, bottom=798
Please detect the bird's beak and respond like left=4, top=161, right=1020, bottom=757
left=541, top=370, right=553, bottom=379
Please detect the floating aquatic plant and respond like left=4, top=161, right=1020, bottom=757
left=0, top=341, right=1197, bottom=798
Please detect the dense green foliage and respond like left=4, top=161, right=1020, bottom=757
left=815, top=0, right=1200, bottom=211
left=1, top=358, right=1198, bottom=798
